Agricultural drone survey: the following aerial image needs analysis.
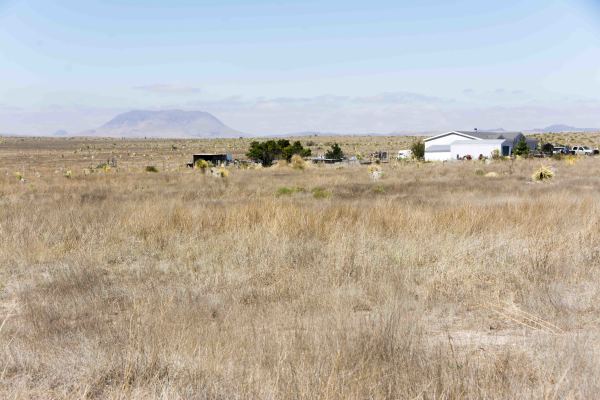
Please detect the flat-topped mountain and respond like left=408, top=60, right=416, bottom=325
left=83, top=109, right=242, bottom=138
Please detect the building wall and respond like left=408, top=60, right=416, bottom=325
left=425, top=133, right=475, bottom=149
left=451, top=142, right=505, bottom=159
left=425, top=151, right=453, bottom=161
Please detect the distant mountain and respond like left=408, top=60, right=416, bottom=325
left=286, top=130, right=430, bottom=137
left=82, top=110, right=242, bottom=138
left=482, top=128, right=506, bottom=132
left=52, top=129, right=69, bottom=136
left=528, top=124, right=599, bottom=133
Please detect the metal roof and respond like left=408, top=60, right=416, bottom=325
left=424, top=131, right=479, bottom=142
left=455, top=131, right=522, bottom=140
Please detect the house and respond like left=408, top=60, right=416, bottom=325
left=187, top=153, right=233, bottom=167
left=451, top=139, right=511, bottom=160
left=424, top=130, right=538, bottom=161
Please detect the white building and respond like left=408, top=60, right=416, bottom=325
left=451, top=139, right=511, bottom=160
left=424, top=130, right=535, bottom=161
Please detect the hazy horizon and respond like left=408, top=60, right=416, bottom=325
left=1, top=0, right=600, bottom=135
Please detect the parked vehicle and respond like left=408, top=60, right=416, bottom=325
left=530, top=150, right=545, bottom=158
left=552, top=146, right=570, bottom=155
left=571, top=146, right=594, bottom=155
left=397, top=149, right=412, bottom=159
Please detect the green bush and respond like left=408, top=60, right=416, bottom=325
left=145, top=166, right=158, bottom=173
left=246, top=140, right=311, bottom=166
left=410, top=140, right=425, bottom=160
left=325, top=143, right=344, bottom=160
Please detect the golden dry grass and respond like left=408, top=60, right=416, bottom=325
left=531, top=132, right=600, bottom=148
left=1, top=136, right=600, bottom=399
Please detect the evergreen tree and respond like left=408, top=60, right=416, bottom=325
left=325, top=143, right=344, bottom=160
left=513, top=137, right=530, bottom=156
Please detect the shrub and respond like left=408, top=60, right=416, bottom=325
left=564, top=155, right=577, bottom=166
left=215, top=167, right=229, bottom=178
left=275, top=186, right=306, bottom=196
left=368, top=164, right=382, bottom=174
left=373, top=185, right=385, bottom=194
left=475, top=169, right=485, bottom=176
left=145, top=166, right=159, bottom=173
left=246, top=140, right=311, bottom=166
left=491, top=149, right=501, bottom=160
left=246, top=140, right=280, bottom=166
left=325, top=143, right=344, bottom=160
left=541, top=143, right=554, bottom=154
left=195, top=159, right=211, bottom=172
left=64, top=170, right=72, bottom=179
left=410, top=140, right=425, bottom=160
left=311, top=187, right=331, bottom=199
left=532, top=165, right=554, bottom=181
left=290, top=154, right=306, bottom=170
left=282, top=141, right=311, bottom=161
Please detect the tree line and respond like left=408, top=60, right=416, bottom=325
left=246, top=140, right=344, bottom=166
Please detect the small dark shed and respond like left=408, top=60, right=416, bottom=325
left=188, top=153, right=233, bottom=167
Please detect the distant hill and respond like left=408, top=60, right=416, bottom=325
left=52, top=129, right=69, bottom=136
left=528, top=124, right=599, bottom=133
left=482, top=128, right=506, bottom=132
left=286, top=130, right=430, bottom=137
left=82, top=110, right=242, bottom=138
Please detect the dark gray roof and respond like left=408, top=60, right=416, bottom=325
left=426, top=145, right=451, bottom=152
left=456, top=130, right=522, bottom=140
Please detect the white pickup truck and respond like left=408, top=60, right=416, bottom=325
left=571, top=146, right=594, bottom=155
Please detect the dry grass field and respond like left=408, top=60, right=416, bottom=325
left=530, top=132, right=600, bottom=148
left=1, top=135, right=600, bottom=399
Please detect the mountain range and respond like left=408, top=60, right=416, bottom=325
left=79, top=110, right=242, bottom=138
left=23, top=115, right=596, bottom=138
left=526, top=124, right=599, bottom=133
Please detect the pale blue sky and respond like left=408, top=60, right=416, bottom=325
left=1, top=0, right=600, bottom=134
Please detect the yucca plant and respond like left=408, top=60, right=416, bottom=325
left=216, top=167, right=229, bottom=178
left=531, top=165, right=554, bottom=181
left=368, top=164, right=383, bottom=181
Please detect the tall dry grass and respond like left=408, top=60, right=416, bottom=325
left=1, top=141, right=600, bottom=398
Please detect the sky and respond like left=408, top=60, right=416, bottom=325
left=1, top=0, right=600, bottom=135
